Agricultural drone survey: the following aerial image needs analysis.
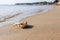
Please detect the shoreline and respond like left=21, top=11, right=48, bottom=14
left=21, top=5, right=54, bottom=24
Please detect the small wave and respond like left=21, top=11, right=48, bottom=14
left=0, top=13, right=21, bottom=22
left=0, top=5, right=53, bottom=26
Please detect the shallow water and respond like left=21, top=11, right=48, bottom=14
left=0, top=5, right=53, bottom=26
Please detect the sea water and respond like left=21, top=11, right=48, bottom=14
left=0, top=5, right=53, bottom=26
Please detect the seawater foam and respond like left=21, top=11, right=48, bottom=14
left=0, top=5, right=53, bottom=26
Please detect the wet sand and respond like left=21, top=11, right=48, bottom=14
left=0, top=5, right=60, bottom=40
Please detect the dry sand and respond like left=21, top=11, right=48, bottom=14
left=0, top=5, right=60, bottom=40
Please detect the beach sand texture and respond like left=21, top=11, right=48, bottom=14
left=0, top=6, right=60, bottom=40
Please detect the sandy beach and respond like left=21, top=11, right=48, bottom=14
left=0, top=5, right=60, bottom=40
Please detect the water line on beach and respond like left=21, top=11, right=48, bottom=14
left=0, top=5, right=54, bottom=27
